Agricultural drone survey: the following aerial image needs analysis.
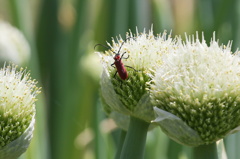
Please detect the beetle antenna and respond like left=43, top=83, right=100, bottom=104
left=94, top=44, right=110, bottom=50
left=117, top=37, right=135, bottom=54
left=94, top=44, right=118, bottom=54
left=95, top=37, right=135, bottom=54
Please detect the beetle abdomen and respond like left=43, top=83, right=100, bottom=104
left=115, top=61, right=128, bottom=80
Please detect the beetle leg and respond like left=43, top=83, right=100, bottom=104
left=111, top=63, right=116, bottom=68
left=120, top=80, right=123, bottom=88
left=113, top=71, right=118, bottom=78
left=125, top=65, right=138, bottom=72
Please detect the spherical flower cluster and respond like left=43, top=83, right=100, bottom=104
left=0, top=20, right=30, bottom=66
left=98, top=29, right=176, bottom=124
left=150, top=33, right=240, bottom=146
left=0, top=64, right=40, bottom=158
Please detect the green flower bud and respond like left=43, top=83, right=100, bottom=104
left=0, top=20, right=30, bottom=66
left=0, top=64, right=40, bottom=158
left=150, top=33, right=240, bottom=146
left=98, top=29, right=176, bottom=123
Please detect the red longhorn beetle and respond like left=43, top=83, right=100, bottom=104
left=95, top=38, right=136, bottom=80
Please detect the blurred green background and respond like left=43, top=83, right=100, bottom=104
left=1, top=0, right=240, bottom=158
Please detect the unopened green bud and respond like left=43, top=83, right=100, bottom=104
left=0, top=20, right=30, bottom=66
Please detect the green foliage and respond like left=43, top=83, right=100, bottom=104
left=0, top=0, right=239, bottom=158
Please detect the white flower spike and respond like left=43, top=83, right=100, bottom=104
left=98, top=28, right=177, bottom=126
left=151, top=32, right=240, bottom=146
left=0, top=64, right=40, bottom=158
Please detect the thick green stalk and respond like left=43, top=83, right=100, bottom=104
left=115, top=130, right=127, bottom=159
left=167, top=139, right=182, bottom=159
left=216, top=139, right=228, bottom=159
left=120, top=116, right=149, bottom=159
left=36, top=0, right=62, bottom=159
left=193, top=143, right=218, bottom=159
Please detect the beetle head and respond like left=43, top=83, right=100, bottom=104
left=114, top=54, right=121, bottom=61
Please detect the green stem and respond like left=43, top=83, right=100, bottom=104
left=167, top=139, right=182, bottom=159
left=216, top=139, right=228, bottom=159
left=120, top=116, right=150, bottom=159
left=193, top=143, right=218, bottom=159
left=115, top=130, right=127, bottom=159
